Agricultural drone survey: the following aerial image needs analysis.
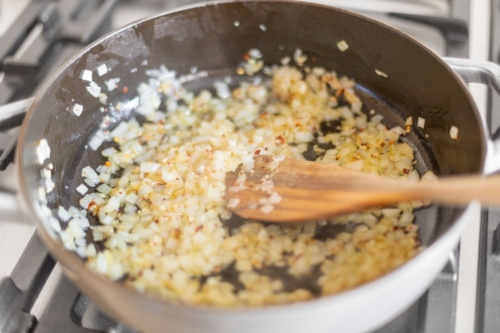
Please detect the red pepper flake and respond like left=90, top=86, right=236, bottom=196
left=122, top=86, right=129, bottom=94
left=336, top=88, right=345, bottom=97
left=403, top=168, right=410, bottom=174
left=154, top=219, right=159, bottom=224
left=195, top=226, right=203, bottom=232
left=243, top=53, right=250, bottom=61
left=255, top=149, right=261, bottom=155
left=275, top=135, right=285, bottom=145
left=88, top=201, right=97, bottom=214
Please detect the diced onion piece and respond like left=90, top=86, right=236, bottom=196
left=260, top=204, right=274, bottom=214
left=76, top=246, right=87, bottom=258
left=97, top=64, right=108, bottom=76
left=86, top=244, right=97, bottom=257
left=249, top=48, right=263, bottom=59
left=391, top=126, right=405, bottom=136
left=140, top=162, right=160, bottom=173
left=36, top=139, right=51, bottom=165
left=346, top=160, right=364, bottom=171
left=76, top=184, right=88, bottom=195
left=81, top=69, right=92, bottom=82
left=268, top=192, right=282, bottom=204
left=422, top=170, right=438, bottom=182
left=125, top=193, right=138, bottom=204
left=293, top=48, right=307, bottom=67
left=60, top=231, right=75, bottom=250
left=102, top=196, right=120, bottom=213
left=81, top=166, right=99, bottom=187
left=89, top=130, right=105, bottom=151
left=102, top=147, right=118, bottom=157
left=111, top=122, right=128, bottom=137
left=72, top=104, right=83, bottom=117
left=227, top=198, right=241, bottom=209
left=97, top=183, right=112, bottom=194
left=105, top=78, right=120, bottom=91
left=417, top=117, right=425, bottom=129
left=272, top=154, right=285, bottom=162
left=86, top=82, right=101, bottom=97
left=58, top=206, right=71, bottom=222
left=450, top=126, right=459, bottom=140
left=68, top=206, right=80, bottom=217
left=337, top=40, right=349, bottom=52
left=280, top=56, right=291, bottom=66
left=49, top=217, right=62, bottom=233
left=214, top=81, right=230, bottom=99
left=375, top=69, right=388, bottom=78
left=162, top=171, right=179, bottom=183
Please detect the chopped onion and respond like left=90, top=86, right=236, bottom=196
left=417, top=117, right=425, bottom=129
left=140, top=162, right=160, bottom=173
left=337, top=40, right=349, bottom=52
left=82, top=166, right=99, bottom=187
left=72, top=104, right=83, bottom=117
left=375, top=69, right=388, bottom=78
left=76, top=184, right=88, bottom=195
left=58, top=206, right=71, bottom=222
left=450, top=126, right=459, bottom=140
left=293, top=48, right=307, bottom=67
left=214, top=81, right=230, bottom=99
left=97, top=183, right=112, bottom=194
left=49, top=217, right=62, bottom=233
left=227, top=198, right=241, bottom=209
left=105, top=78, right=120, bottom=91
left=86, top=82, right=101, bottom=97
left=97, top=64, right=108, bottom=76
left=89, top=130, right=105, bottom=151
left=268, top=192, right=282, bottom=204
left=81, top=69, right=92, bottom=82
left=280, top=56, right=291, bottom=66
left=260, top=204, right=274, bottom=214
left=111, top=122, right=128, bottom=138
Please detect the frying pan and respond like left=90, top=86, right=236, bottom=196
left=7, top=1, right=500, bottom=332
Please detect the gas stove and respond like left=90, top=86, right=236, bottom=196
left=0, top=0, right=492, bottom=332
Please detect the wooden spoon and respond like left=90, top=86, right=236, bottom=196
left=225, top=155, right=500, bottom=223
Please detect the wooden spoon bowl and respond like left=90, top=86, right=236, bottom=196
left=225, top=156, right=498, bottom=223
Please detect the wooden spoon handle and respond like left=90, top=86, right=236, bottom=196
left=413, top=174, right=500, bottom=206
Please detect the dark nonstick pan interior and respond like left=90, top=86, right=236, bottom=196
left=20, top=1, right=484, bottom=296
